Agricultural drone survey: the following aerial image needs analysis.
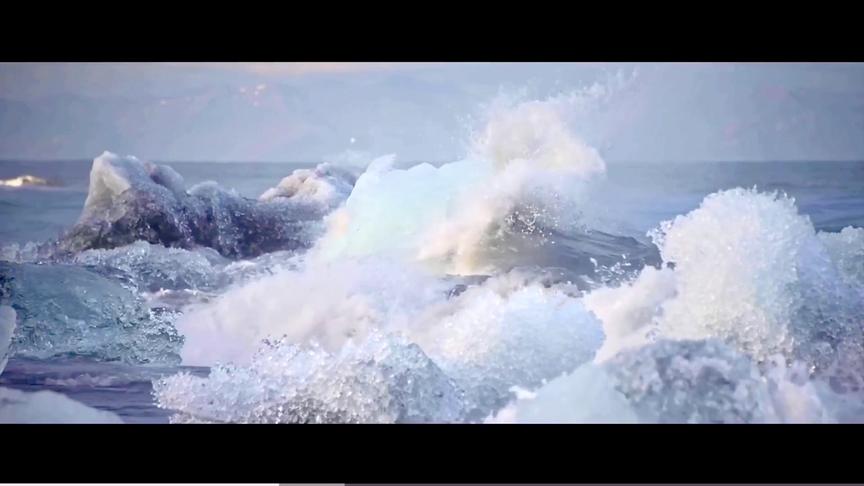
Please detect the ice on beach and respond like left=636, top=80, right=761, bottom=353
left=73, top=240, right=228, bottom=293
left=0, top=386, right=123, bottom=423
left=59, top=152, right=354, bottom=259
left=499, top=339, right=830, bottom=424
left=154, top=330, right=467, bottom=423
left=0, top=261, right=182, bottom=364
left=415, top=278, right=605, bottom=420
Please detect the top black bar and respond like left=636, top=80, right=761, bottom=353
left=2, top=14, right=862, bottom=62
left=2, top=43, right=862, bottom=62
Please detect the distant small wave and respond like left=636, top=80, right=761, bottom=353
left=0, top=174, right=60, bottom=188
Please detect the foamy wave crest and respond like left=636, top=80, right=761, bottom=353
left=314, top=94, right=608, bottom=275
left=583, top=265, right=677, bottom=362
left=584, top=187, right=864, bottom=391
left=164, top=259, right=604, bottom=421
left=161, top=185, right=864, bottom=422
left=0, top=174, right=57, bottom=188
left=175, top=257, right=453, bottom=366
left=468, top=93, right=606, bottom=174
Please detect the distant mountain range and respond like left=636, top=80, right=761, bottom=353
left=1, top=63, right=862, bottom=163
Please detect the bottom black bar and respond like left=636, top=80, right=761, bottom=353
left=3, top=425, right=862, bottom=483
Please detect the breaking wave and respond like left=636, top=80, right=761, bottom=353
left=2, top=81, right=863, bottom=423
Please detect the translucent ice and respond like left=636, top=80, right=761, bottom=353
left=415, top=277, right=605, bottom=420
left=314, top=157, right=493, bottom=266
left=72, top=240, right=228, bottom=293
left=154, top=330, right=467, bottom=423
left=818, top=226, right=864, bottom=287
left=500, top=339, right=828, bottom=423
left=169, top=256, right=603, bottom=422
left=487, top=364, right=639, bottom=423
left=648, top=188, right=816, bottom=358
left=259, top=162, right=356, bottom=209
left=587, top=188, right=864, bottom=383
left=0, top=261, right=182, bottom=364
left=604, top=340, right=781, bottom=423
left=0, top=387, right=123, bottom=423
left=59, top=152, right=353, bottom=258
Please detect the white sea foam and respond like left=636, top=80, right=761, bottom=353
left=476, top=185, right=864, bottom=424
left=579, top=188, right=864, bottom=387
left=44, top=373, right=128, bottom=388
left=648, top=188, right=816, bottom=358
left=313, top=94, right=607, bottom=275
left=59, top=84, right=858, bottom=424
left=582, top=265, right=676, bottom=362
left=170, top=258, right=604, bottom=421
left=158, top=82, right=864, bottom=423
left=176, top=257, right=451, bottom=366
left=818, top=226, right=864, bottom=287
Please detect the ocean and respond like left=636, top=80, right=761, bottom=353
left=0, top=156, right=862, bottom=423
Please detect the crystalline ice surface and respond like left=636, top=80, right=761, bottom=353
left=0, top=261, right=182, bottom=364
left=415, top=276, right=605, bottom=420
left=590, top=188, right=864, bottom=384
left=604, top=339, right=782, bottom=423
left=60, top=151, right=352, bottom=259
left=504, top=339, right=785, bottom=423
left=154, top=330, right=467, bottom=423
left=818, top=226, right=864, bottom=287
left=72, top=241, right=229, bottom=293
left=259, top=162, right=356, bottom=209
left=492, top=363, right=639, bottom=423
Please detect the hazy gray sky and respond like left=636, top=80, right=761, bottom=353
left=1, top=62, right=862, bottom=163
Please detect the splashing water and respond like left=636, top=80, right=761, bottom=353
left=2, top=76, right=863, bottom=423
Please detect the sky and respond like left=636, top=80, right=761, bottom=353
left=0, top=62, right=862, bottom=163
